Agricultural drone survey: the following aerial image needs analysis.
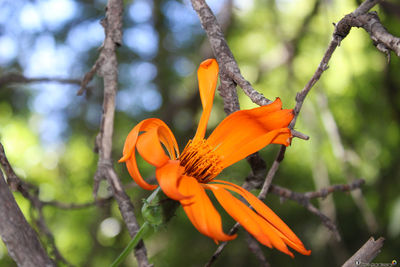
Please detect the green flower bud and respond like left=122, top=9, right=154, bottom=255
left=141, top=198, right=163, bottom=228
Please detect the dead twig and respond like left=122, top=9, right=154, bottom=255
left=0, top=73, right=82, bottom=87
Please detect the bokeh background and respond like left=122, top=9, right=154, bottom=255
left=0, top=0, right=399, bottom=266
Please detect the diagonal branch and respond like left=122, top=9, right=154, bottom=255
left=190, top=0, right=271, bottom=108
left=342, top=237, right=385, bottom=267
left=245, top=233, right=270, bottom=267
left=0, top=144, right=55, bottom=267
left=261, top=0, right=385, bottom=197
left=194, top=0, right=390, bottom=265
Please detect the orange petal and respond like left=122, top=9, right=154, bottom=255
left=125, top=155, right=157, bottom=190
left=178, top=176, right=236, bottom=242
left=155, top=160, right=188, bottom=201
left=212, top=180, right=311, bottom=255
left=206, top=184, right=295, bottom=256
left=157, top=125, right=179, bottom=160
left=193, top=59, right=219, bottom=142
left=119, top=118, right=178, bottom=190
left=119, top=118, right=178, bottom=163
left=207, top=98, right=291, bottom=147
left=136, top=127, right=170, bottom=168
left=217, top=128, right=292, bottom=169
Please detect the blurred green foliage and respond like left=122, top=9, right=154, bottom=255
left=0, top=0, right=400, bottom=266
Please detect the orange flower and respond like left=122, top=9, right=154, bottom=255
left=119, top=59, right=311, bottom=257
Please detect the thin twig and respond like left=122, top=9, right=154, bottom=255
left=42, top=197, right=112, bottom=209
left=267, top=181, right=365, bottom=240
left=276, top=179, right=365, bottom=200
left=245, top=233, right=270, bottom=267
left=195, top=0, right=389, bottom=265
left=77, top=58, right=102, bottom=95
left=0, top=73, right=82, bottom=87
left=205, top=179, right=364, bottom=266
left=262, top=0, right=385, bottom=196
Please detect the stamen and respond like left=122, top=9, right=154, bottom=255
left=179, top=139, right=222, bottom=183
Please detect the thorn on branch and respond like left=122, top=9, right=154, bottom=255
left=291, top=129, right=310, bottom=140
left=77, top=58, right=102, bottom=96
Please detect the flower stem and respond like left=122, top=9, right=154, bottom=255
left=110, top=221, right=150, bottom=267
left=110, top=187, right=161, bottom=267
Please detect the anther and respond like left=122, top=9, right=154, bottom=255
left=179, top=139, right=222, bottom=183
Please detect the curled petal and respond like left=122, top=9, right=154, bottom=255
left=193, top=59, right=219, bottom=142
left=178, top=176, right=236, bottom=242
left=136, top=127, right=170, bottom=168
left=125, top=155, right=157, bottom=190
left=155, top=160, right=189, bottom=201
left=119, top=118, right=179, bottom=190
left=212, top=180, right=311, bottom=256
left=206, top=184, right=295, bottom=257
left=119, top=118, right=179, bottom=163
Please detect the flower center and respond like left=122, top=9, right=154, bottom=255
left=179, top=139, right=222, bottom=183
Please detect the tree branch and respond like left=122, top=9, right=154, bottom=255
left=0, top=144, right=55, bottom=267
left=342, top=237, right=385, bottom=267
left=245, top=233, right=270, bottom=267
left=194, top=0, right=390, bottom=265
left=341, top=11, right=400, bottom=59
left=0, top=73, right=82, bottom=87
left=190, top=0, right=271, bottom=107
left=0, top=143, right=72, bottom=266
left=261, top=0, right=386, bottom=197
left=83, top=0, right=151, bottom=266
left=205, top=179, right=364, bottom=266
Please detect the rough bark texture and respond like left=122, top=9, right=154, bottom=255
left=191, top=0, right=271, bottom=108
left=342, top=237, right=385, bottom=267
left=0, top=171, right=55, bottom=267
left=86, top=0, right=152, bottom=266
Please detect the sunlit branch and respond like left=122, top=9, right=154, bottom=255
left=0, top=143, right=67, bottom=266
left=260, top=0, right=387, bottom=198
left=0, top=171, right=55, bottom=267
left=339, top=11, right=400, bottom=60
